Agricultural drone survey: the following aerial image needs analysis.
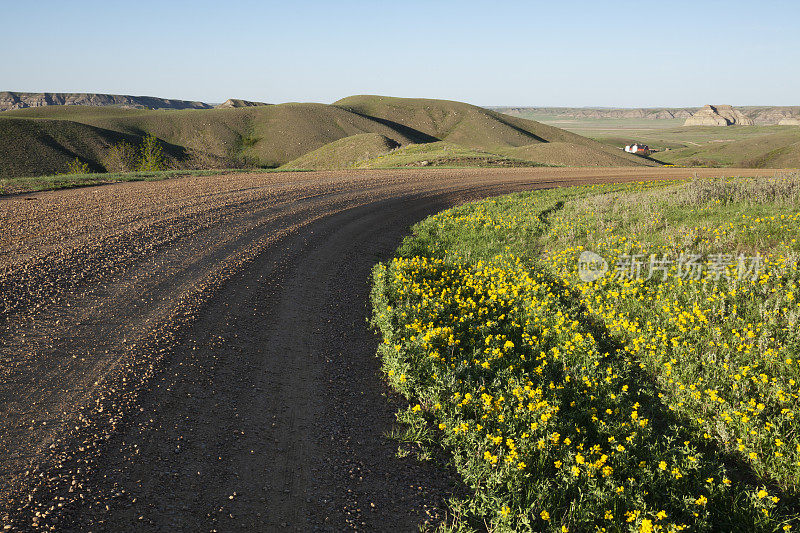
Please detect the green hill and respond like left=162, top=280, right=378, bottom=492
left=333, top=95, right=654, bottom=166
left=282, top=133, right=400, bottom=169
left=0, top=115, right=230, bottom=178
left=349, top=141, right=546, bottom=169
left=0, top=95, right=657, bottom=178
left=2, top=103, right=418, bottom=169
left=0, top=117, right=143, bottom=177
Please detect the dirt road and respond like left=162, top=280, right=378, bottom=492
left=0, top=167, right=784, bottom=531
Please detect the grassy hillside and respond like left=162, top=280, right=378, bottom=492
left=0, top=117, right=139, bottom=177
left=85, top=103, right=418, bottom=167
left=350, top=141, right=545, bottom=169
left=334, top=95, right=655, bottom=167
left=335, top=95, right=549, bottom=148
left=0, top=96, right=656, bottom=179
left=1, top=104, right=418, bottom=170
left=0, top=116, right=231, bottom=178
left=281, top=133, right=400, bottom=169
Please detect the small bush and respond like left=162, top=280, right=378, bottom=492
left=103, top=141, right=140, bottom=172
left=103, top=134, right=167, bottom=173
left=66, top=158, right=91, bottom=174
left=138, top=134, right=166, bottom=171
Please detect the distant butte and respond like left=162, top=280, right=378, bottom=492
left=684, top=105, right=754, bottom=126
left=0, top=91, right=212, bottom=111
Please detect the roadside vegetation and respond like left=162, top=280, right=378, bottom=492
left=0, top=168, right=295, bottom=196
left=102, top=134, right=166, bottom=172
left=371, top=175, right=800, bottom=531
left=0, top=133, right=295, bottom=195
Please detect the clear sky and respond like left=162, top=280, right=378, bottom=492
left=2, top=0, right=798, bottom=107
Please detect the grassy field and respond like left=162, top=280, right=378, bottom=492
left=371, top=175, right=800, bottom=531
left=515, top=114, right=800, bottom=168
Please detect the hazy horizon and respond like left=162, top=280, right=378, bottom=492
left=2, top=92, right=797, bottom=110
left=3, top=0, right=798, bottom=108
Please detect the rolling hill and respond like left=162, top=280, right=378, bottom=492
left=0, top=116, right=227, bottom=178
left=0, top=95, right=658, bottom=178
left=0, top=118, right=132, bottom=177
left=282, top=133, right=400, bottom=169
left=334, top=95, right=654, bottom=166
left=343, top=141, right=546, bottom=169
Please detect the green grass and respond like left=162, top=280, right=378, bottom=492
left=371, top=175, right=800, bottom=531
left=352, top=141, right=549, bottom=169
left=280, top=133, right=400, bottom=169
left=650, top=130, right=800, bottom=168
left=0, top=168, right=303, bottom=196
left=500, top=113, right=800, bottom=168
left=336, top=95, right=653, bottom=167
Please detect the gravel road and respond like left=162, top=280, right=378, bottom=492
left=0, top=167, right=782, bottom=531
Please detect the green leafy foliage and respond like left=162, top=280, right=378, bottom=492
left=371, top=176, right=800, bottom=532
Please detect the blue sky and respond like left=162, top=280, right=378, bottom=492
left=2, top=0, right=798, bottom=107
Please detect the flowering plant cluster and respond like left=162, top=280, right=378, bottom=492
left=371, top=177, right=800, bottom=532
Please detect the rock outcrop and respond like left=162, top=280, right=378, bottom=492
left=492, top=107, right=697, bottom=120
left=493, top=106, right=800, bottom=125
left=779, top=117, right=800, bottom=126
left=0, top=92, right=212, bottom=112
left=741, top=107, right=799, bottom=125
left=215, top=99, right=270, bottom=109
left=684, top=105, right=754, bottom=126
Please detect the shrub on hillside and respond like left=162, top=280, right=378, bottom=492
left=138, top=134, right=166, bottom=171
left=102, top=141, right=139, bottom=172
left=102, top=134, right=167, bottom=172
left=66, top=157, right=91, bottom=174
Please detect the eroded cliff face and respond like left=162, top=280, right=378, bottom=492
left=0, top=92, right=212, bottom=111
left=742, top=107, right=800, bottom=125
left=215, top=99, right=270, bottom=108
left=493, top=107, right=697, bottom=120
left=684, top=105, right=754, bottom=126
left=493, top=106, right=800, bottom=125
